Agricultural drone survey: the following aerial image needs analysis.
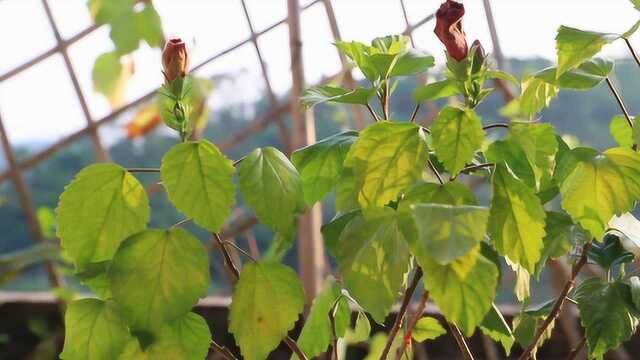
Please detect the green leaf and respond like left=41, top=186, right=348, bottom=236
left=345, top=122, right=428, bottom=208
left=489, top=164, right=546, bottom=273
left=609, top=213, right=640, bottom=256
left=555, top=26, right=619, bottom=77
left=89, top=0, right=135, bottom=24
left=238, top=147, right=305, bottom=236
left=352, top=311, right=372, bottom=343
left=300, top=86, right=375, bottom=108
left=292, top=131, right=358, bottom=205
left=401, top=182, right=477, bottom=209
left=335, top=41, right=379, bottom=82
left=487, top=70, right=519, bottom=85
left=229, top=261, right=305, bottom=360
left=623, top=19, right=640, bottom=38
left=56, top=163, right=149, bottom=265
left=412, top=317, right=446, bottom=342
left=109, top=228, right=210, bottom=330
left=509, top=123, right=558, bottom=190
left=422, top=250, right=499, bottom=336
left=365, top=332, right=405, bottom=360
left=60, top=299, right=131, bottom=360
left=533, top=58, right=614, bottom=90
left=119, top=313, right=211, bottom=360
left=630, top=0, right=640, bottom=11
left=412, top=79, right=461, bottom=103
left=486, top=140, right=536, bottom=189
left=337, top=208, right=411, bottom=322
left=110, top=12, right=140, bottom=55
left=321, top=210, right=360, bottom=258
left=293, top=277, right=349, bottom=360
left=135, top=5, right=163, bottom=47
left=74, top=261, right=112, bottom=298
left=388, top=50, right=435, bottom=77
left=411, top=204, right=489, bottom=264
left=629, top=277, right=640, bottom=311
left=576, top=278, right=637, bottom=359
left=92, top=52, right=123, bottom=101
left=610, top=115, right=634, bottom=148
left=508, top=260, right=531, bottom=302
left=535, top=211, right=586, bottom=277
left=480, top=304, right=515, bottom=355
left=161, top=140, right=234, bottom=232
left=520, top=77, right=559, bottom=117
left=512, top=311, right=554, bottom=359
left=560, top=147, right=640, bottom=239
left=431, top=106, right=485, bottom=176
left=588, top=234, right=634, bottom=270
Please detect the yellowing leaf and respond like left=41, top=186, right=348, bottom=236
left=412, top=317, right=446, bottom=342
left=520, top=77, right=559, bottom=117
left=125, top=105, right=162, bottom=139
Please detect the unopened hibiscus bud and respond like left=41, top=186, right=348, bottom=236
left=434, top=0, right=468, bottom=61
left=162, top=38, right=189, bottom=83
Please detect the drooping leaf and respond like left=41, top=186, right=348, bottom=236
left=412, top=79, right=461, bottom=103
left=508, top=259, right=531, bottom=302
left=480, top=304, right=515, bottom=355
left=300, top=86, right=375, bottom=108
left=161, top=140, right=235, bottom=232
left=119, top=312, right=211, bottom=360
left=60, top=299, right=131, bottom=360
left=293, top=277, right=349, bottom=360
left=411, top=204, right=489, bottom=264
left=555, top=26, right=619, bottom=77
left=351, top=311, right=372, bottom=343
left=489, top=164, right=546, bottom=273
left=533, top=58, right=614, bottom=90
left=109, top=228, right=210, bottom=330
left=345, top=122, right=428, bottom=208
left=229, top=261, right=305, bottom=360
left=422, top=250, right=499, bottom=336
left=412, top=317, right=446, bottom=342
left=238, top=147, right=305, bottom=236
left=560, top=147, right=640, bottom=239
left=56, top=163, right=149, bottom=265
left=430, top=106, right=485, bottom=176
left=588, top=234, right=634, bottom=270
left=135, top=4, right=163, bottom=48
left=337, top=208, right=411, bottom=322
left=520, top=76, right=559, bottom=117
left=576, top=278, right=637, bottom=359
left=610, top=115, right=634, bottom=148
left=292, top=131, right=358, bottom=205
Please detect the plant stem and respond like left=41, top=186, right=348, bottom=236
left=284, top=336, right=309, bottom=360
left=382, top=81, right=390, bottom=120
left=461, top=162, right=495, bottom=174
left=565, top=336, right=586, bottom=360
left=171, top=218, right=192, bottom=228
left=394, top=291, right=430, bottom=360
left=329, top=303, right=340, bottom=360
left=410, top=104, right=421, bottom=123
left=221, top=239, right=257, bottom=261
left=427, top=160, right=445, bottom=185
left=605, top=77, right=634, bottom=129
left=483, top=123, right=509, bottom=130
left=366, top=104, right=381, bottom=122
left=233, top=156, right=246, bottom=167
left=379, top=267, right=424, bottom=360
left=624, top=38, right=640, bottom=68
left=518, top=241, right=593, bottom=360
left=446, top=322, right=474, bottom=360
left=211, top=340, right=238, bottom=360
left=126, top=168, right=160, bottom=173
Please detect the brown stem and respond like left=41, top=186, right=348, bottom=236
left=382, top=81, right=390, bottom=120
left=427, top=160, right=445, bottom=185
left=518, top=241, right=593, bottom=360
left=624, top=38, right=640, bottom=68
left=367, top=104, right=381, bottom=122
left=410, top=103, right=421, bottom=123
left=221, top=239, right=257, bottom=261
left=460, top=162, right=495, bottom=174
left=171, top=218, right=192, bottom=228
left=211, top=340, right=238, bottom=360
left=483, top=123, right=509, bottom=130
left=284, top=336, right=309, bottom=360
left=126, top=167, right=160, bottom=173
left=378, top=267, right=424, bottom=360
left=605, top=77, right=634, bottom=129
left=446, top=322, right=474, bottom=360
left=565, top=336, right=586, bottom=360
left=232, top=156, right=246, bottom=167
left=394, top=291, right=430, bottom=360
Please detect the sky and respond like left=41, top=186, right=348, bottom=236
left=0, top=0, right=638, bottom=145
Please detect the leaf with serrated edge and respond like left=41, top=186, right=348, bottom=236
left=161, top=140, right=235, bottom=232
left=56, top=163, right=149, bottom=265
left=229, top=261, right=305, bottom=360
left=480, top=304, right=515, bottom=355
left=109, top=228, right=210, bottom=330
left=555, top=26, right=619, bottom=77
left=412, top=317, right=446, bottom=342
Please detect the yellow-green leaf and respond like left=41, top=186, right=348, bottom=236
left=412, top=317, right=446, bottom=342
left=556, top=26, right=619, bottom=77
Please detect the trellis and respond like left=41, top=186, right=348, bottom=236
left=1, top=1, right=609, bottom=358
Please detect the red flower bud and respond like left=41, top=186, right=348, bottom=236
left=162, top=38, right=189, bottom=83
left=434, top=0, right=468, bottom=61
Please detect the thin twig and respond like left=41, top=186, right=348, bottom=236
left=213, top=232, right=240, bottom=282
left=460, top=163, right=495, bottom=174
left=171, top=218, right=192, bottom=228
left=233, top=156, right=246, bottom=167
left=427, top=160, right=445, bottom=185
left=329, top=301, right=340, bottom=360
left=366, top=104, right=381, bottom=122
left=382, top=81, right=390, bottom=120
left=379, top=267, right=424, bottom=360
left=518, top=241, right=593, bottom=360
left=483, top=123, right=509, bottom=130
left=565, top=336, right=586, bottom=360
left=221, top=240, right=257, bottom=261
left=446, top=322, right=474, bottom=360
left=394, top=291, right=430, bottom=360
left=624, top=38, right=640, bottom=68
left=410, top=103, right=421, bottom=123
left=284, top=336, right=309, bottom=360
left=605, top=77, right=634, bottom=129
left=211, top=340, right=237, bottom=360
left=126, top=168, right=160, bottom=173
